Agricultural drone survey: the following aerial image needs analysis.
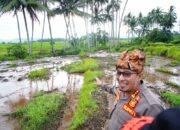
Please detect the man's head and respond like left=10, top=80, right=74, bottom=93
left=116, top=49, right=146, bottom=92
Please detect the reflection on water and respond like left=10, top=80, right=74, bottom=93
left=0, top=56, right=83, bottom=130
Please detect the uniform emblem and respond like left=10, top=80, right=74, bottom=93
left=122, top=89, right=141, bottom=117
left=122, top=104, right=136, bottom=117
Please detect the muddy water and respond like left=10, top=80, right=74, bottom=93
left=0, top=56, right=83, bottom=130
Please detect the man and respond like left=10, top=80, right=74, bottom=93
left=96, top=49, right=164, bottom=130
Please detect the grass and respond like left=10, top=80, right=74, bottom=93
left=28, top=68, right=50, bottom=80
left=161, top=92, right=180, bottom=107
left=8, top=63, right=17, bottom=67
left=168, top=60, right=180, bottom=67
left=0, top=42, right=64, bottom=61
left=66, top=58, right=103, bottom=130
left=62, top=58, right=99, bottom=73
left=156, top=68, right=178, bottom=75
left=84, top=70, right=103, bottom=83
left=69, top=70, right=103, bottom=130
left=25, top=57, right=37, bottom=64
left=144, top=45, right=180, bottom=61
left=12, top=93, right=67, bottom=130
left=165, top=81, right=180, bottom=88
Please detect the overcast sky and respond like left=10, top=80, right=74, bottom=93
left=0, top=0, right=179, bottom=41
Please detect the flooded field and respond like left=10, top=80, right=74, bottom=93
left=0, top=52, right=179, bottom=130
left=0, top=56, right=83, bottom=130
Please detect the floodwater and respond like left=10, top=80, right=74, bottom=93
left=0, top=56, right=83, bottom=130
left=0, top=51, right=180, bottom=130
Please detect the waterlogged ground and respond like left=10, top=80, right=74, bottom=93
left=0, top=56, right=83, bottom=130
left=0, top=51, right=180, bottom=130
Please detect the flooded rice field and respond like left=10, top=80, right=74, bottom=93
left=0, top=51, right=180, bottom=130
left=0, top=56, right=83, bottom=130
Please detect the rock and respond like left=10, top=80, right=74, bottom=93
left=2, top=78, right=8, bottom=82
left=0, top=69, right=8, bottom=73
left=17, top=76, right=26, bottom=81
left=0, top=76, right=5, bottom=79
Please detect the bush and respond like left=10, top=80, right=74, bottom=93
left=57, top=47, right=81, bottom=56
left=146, top=29, right=173, bottom=43
left=7, top=44, right=27, bottom=59
left=131, top=37, right=147, bottom=45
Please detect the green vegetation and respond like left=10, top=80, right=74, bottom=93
left=84, top=70, right=103, bottom=83
left=28, top=68, right=50, bottom=80
left=78, top=51, right=87, bottom=58
left=65, top=58, right=103, bottom=130
left=168, top=60, right=180, bottom=67
left=144, top=45, right=180, bottom=61
left=156, top=68, right=177, bottom=75
left=161, top=92, right=180, bottom=107
left=69, top=70, right=103, bottom=130
left=0, top=42, right=64, bottom=61
left=165, top=81, right=180, bottom=88
left=7, top=44, right=27, bottom=59
left=62, top=58, right=99, bottom=73
left=8, top=63, right=17, bottom=67
left=25, top=57, right=37, bottom=64
left=146, top=29, right=173, bottom=43
left=12, top=93, right=66, bottom=130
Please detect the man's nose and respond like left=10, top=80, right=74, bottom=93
left=118, top=74, right=125, bottom=81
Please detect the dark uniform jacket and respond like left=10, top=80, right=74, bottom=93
left=102, top=83, right=164, bottom=130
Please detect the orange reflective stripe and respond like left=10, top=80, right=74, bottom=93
left=122, top=104, right=136, bottom=117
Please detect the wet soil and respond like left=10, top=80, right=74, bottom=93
left=78, top=90, right=109, bottom=130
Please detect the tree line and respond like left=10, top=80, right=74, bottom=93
left=0, top=0, right=178, bottom=56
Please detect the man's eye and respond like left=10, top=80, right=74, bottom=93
left=124, top=73, right=131, bottom=77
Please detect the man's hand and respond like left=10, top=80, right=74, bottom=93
left=95, top=77, right=103, bottom=86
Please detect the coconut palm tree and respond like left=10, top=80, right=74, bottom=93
left=124, top=13, right=138, bottom=38
left=118, top=0, right=129, bottom=39
left=160, top=6, right=177, bottom=31
left=137, top=12, right=150, bottom=37
left=53, top=0, right=88, bottom=47
left=0, top=0, right=22, bottom=43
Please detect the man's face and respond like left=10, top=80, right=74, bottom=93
left=116, top=68, right=142, bottom=92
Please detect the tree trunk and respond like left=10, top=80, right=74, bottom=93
left=47, top=14, right=54, bottom=55
left=40, top=10, right=46, bottom=54
left=30, top=19, right=34, bottom=54
left=118, top=0, right=129, bottom=39
left=22, top=7, right=30, bottom=55
left=15, top=11, right=21, bottom=44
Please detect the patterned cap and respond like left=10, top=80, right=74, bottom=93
left=116, top=49, right=146, bottom=73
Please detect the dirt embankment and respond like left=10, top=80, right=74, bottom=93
left=78, top=90, right=109, bottom=130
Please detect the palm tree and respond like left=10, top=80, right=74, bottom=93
left=118, top=0, right=129, bottom=39
left=22, top=0, right=45, bottom=55
left=137, top=13, right=150, bottom=37
left=148, top=7, right=163, bottom=29
left=124, top=12, right=131, bottom=39
left=53, top=0, right=88, bottom=47
left=0, top=0, right=22, bottom=43
left=160, top=6, right=177, bottom=31
left=124, top=13, right=137, bottom=38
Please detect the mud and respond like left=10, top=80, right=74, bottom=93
left=78, top=90, right=109, bottom=130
